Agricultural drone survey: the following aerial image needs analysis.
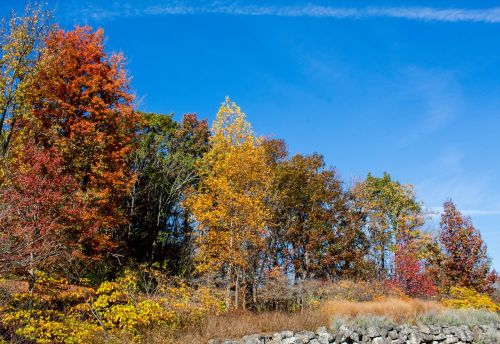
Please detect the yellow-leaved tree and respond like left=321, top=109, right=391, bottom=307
left=185, top=97, right=271, bottom=310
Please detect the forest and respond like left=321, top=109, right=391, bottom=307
left=0, top=5, right=498, bottom=344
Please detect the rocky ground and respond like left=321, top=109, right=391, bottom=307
left=208, top=322, right=500, bottom=344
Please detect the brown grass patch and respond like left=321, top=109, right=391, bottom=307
left=144, top=298, right=446, bottom=344
left=174, top=310, right=327, bottom=343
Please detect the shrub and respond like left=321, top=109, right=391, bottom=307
left=331, top=315, right=395, bottom=332
left=91, top=271, right=178, bottom=337
left=389, top=244, right=437, bottom=298
left=0, top=272, right=99, bottom=344
left=0, top=270, right=226, bottom=343
left=418, top=308, right=499, bottom=326
left=443, top=287, right=500, bottom=312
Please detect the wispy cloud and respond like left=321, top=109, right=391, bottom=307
left=427, top=206, right=500, bottom=218
left=65, top=2, right=500, bottom=24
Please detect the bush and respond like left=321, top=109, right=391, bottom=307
left=443, top=287, right=500, bottom=312
left=418, top=308, right=499, bottom=326
left=0, top=272, right=99, bottom=343
left=331, top=315, right=395, bottom=332
left=0, top=270, right=226, bottom=343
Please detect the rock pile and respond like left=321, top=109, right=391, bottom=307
left=208, top=323, right=499, bottom=343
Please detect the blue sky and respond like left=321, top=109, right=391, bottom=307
left=2, top=1, right=499, bottom=270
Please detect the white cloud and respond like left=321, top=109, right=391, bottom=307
left=67, top=2, right=500, bottom=24
left=427, top=206, right=500, bottom=218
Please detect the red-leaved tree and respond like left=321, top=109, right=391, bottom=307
left=0, top=143, right=104, bottom=291
left=439, top=200, right=497, bottom=293
left=390, top=243, right=436, bottom=298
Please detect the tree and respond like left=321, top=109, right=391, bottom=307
left=268, top=152, right=368, bottom=282
left=0, top=3, right=51, bottom=159
left=126, top=112, right=209, bottom=274
left=439, top=200, right=497, bottom=293
left=391, top=243, right=436, bottom=298
left=185, top=97, right=271, bottom=310
left=16, top=26, right=140, bottom=241
left=351, top=173, right=424, bottom=277
left=0, top=142, right=103, bottom=291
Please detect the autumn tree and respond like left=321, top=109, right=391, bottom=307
left=15, top=26, right=140, bottom=244
left=0, top=142, right=102, bottom=291
left=185, top=98, right=271, bottom=310
left=0, top=4, right=51, bottom=159
left=351, top=173, right=424, bottom=277
left=439, top=200, right=497, bottom=293
left=267, top=151, right=369, bottom=282
left=391, top=243, right=436, bottom=298
left=127, top=112, right=209, bottom=274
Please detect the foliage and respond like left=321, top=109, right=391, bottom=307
left=0, top=143, right=100, bottom=287
left=185, top=97, right=272, bottom=310
left=0, top=3, right=51, bottom=159
left=126, top=112, right=209, bottom=273
left=0, top=5, right=499, bottom=342
left=267, top=149, right=369, bottom=281
left=0, top=271, right=99, bottom=344
left=443, top=287, right=500, bottom=312
left=91, top=271, right=177, bottom=337
left=17, top=25, right=140, bottom=236
left=389, top=243, right=436, bottom=298
left=351, top=172, right=425, bottom=276
left=439, top=200, right=497, bottom=293
left=0, top=270, right=225, bottom=343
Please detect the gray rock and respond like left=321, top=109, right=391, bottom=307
left=444, top=334, right=458, bottom=343
left=407, top=331, right=420, bottom=344
left=271, top=332, right=284, bottom=341
left=350, top=331, right=360, bottom=342
left=241, top=334, right=261, bottom=344
left=295, top=330, right=316, bottom=342
left=366, top=327, right=380, bottom=338
left=316, top=327, right=329, bottom=335
left=316, top=327, right=333, bottom=344
left=336, top=325, right=352, bottom=343
left=282, top=337, right=304, bottom=344
left=428, top=325, right=441, bottom=335
left=388, top=330, right=398, bottom=340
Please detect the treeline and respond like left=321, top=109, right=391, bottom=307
left=0, top=5, right=497, bottom=311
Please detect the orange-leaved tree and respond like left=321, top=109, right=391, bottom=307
left=185, top=97, right=271, bottom=310
left=15, top=26, right=140, bottom=243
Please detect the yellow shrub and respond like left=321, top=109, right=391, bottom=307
left=443, top=287, right=500, bottom=312
left=91, top=270, right=225, bottom=341
left=1, top=270, right=226, bottom=343
left=1, top=272, right=99, bottom=344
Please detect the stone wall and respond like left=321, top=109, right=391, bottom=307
left=208, top=323, right=499, bottom=344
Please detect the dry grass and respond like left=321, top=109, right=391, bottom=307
left=169, top=310, right=328, bottom=344
left=144, top=298, right=446, bottom=344
left=320, top=297, right=445, bottom=324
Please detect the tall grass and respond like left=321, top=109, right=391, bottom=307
left=146, top=298, right=446, bottom=343
left=320, top=297, right=445, bottom=324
